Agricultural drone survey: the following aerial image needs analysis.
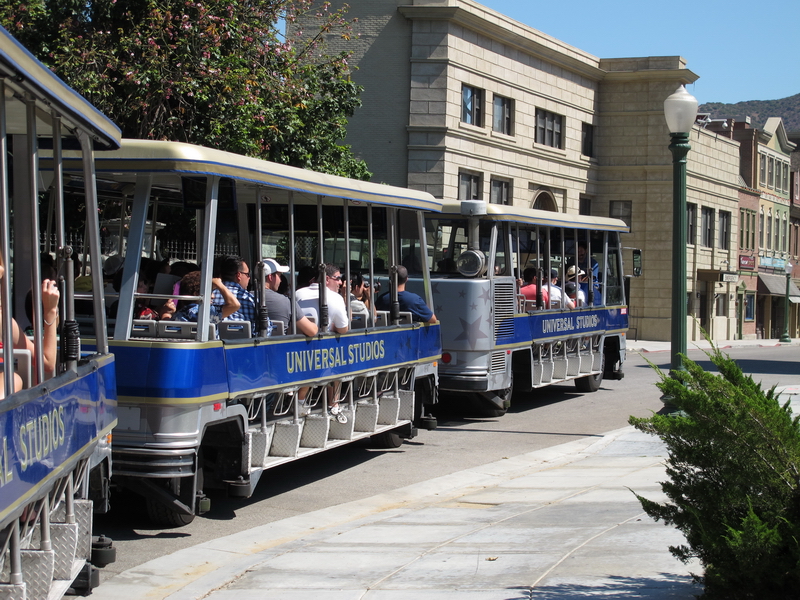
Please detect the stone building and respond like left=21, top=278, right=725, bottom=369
left=297, top=0, right=741, bottom=341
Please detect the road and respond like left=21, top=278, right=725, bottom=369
left=93, top=344, right=800, bottom=585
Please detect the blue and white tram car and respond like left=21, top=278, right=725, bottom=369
left=0, top=26, right=119, bottom=597
left=416, top=201, right=635, bottom=415
left=59, top=140, right=443, bottom=526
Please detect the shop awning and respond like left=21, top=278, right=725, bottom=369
left=757, top=273, right=800, bottom=299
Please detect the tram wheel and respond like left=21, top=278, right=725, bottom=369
left=373, top=430, right=404, bottom=449
left=146, top=498, right=196, bottom=527
left=575, top=355, right=605, bottom=393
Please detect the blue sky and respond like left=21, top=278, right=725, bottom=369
left=478, top=0, right=799, bottom=105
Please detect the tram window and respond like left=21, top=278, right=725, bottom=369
left=606, top=235, right=624, bottom=305
left=492, top=223, right=509, bottom=275
left=517, top=228, right=542, bottom=273
left=399, top=209, right=426, bottom=275
left=427, top=218, right=468, bottom=275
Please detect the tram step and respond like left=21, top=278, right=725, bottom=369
left=553, top=358, right=568, bottom=380
left=398, top=390, right=415, bottom=421
left=328, top=409, right=355, bottom=441
left=20, top=549, right=54, bottom=600
left=539, top=361, right=554, bottom=384
left=0, top=583, right=25, bottom=600
left=567, top=356, right=581, bottom=377
left=50, top=523, right=78, bottom=581
left=269, top=422, right=302, bottom=458
left=247, top=427, right=275, bottom=468
left=299, top=415, right=330, bottom=448
left=354, top=402, right=379, bottom=433
left=74, top=500, right=93, bottom=561
left=377, top=395, right=400, bottom=425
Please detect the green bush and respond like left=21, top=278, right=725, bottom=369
left=629, top=348, right=800, bottom=599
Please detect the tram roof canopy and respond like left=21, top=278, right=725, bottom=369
left=0, top=26, right=121, bottom=150
left=79, top=139, right=446, bottom=212
left=438, top=202, right=630, bottom=233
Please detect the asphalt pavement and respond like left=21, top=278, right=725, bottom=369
left=91, top=337, right=800, bottom=600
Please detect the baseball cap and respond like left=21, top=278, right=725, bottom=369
left=103, top=254, right=124, bottom=277
left=263, top=258, right=290, bottom=275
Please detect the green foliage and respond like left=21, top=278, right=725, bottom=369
left=629, top=348, right=800, bottom=599
left=0, top=0, right=370, bottom=179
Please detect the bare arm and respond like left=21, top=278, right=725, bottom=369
left=296, top=315, right=318, bottom=337
left=15, top=279, right=60, bottom=378
left=212, top=278, right=240, bottom=319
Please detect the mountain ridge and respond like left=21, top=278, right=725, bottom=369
left=698, top=93, right=800, bottom=133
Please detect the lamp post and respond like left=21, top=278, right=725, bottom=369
left=780, top=261, right=793, bottom=343
left=664, top=85, right=698, bottom=373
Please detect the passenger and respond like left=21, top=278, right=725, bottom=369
left=174, top=271, right=239, bottom=323
left=133, top=275, right=160, bottom=319
left=261, top=258, right=317, bottom=336
left=564, top=281, right=586, bottom=308
left=212, top=255, right=256, bottom=331
left=519, top=267, right=549, bottom=307
left=375, top=264, right=437, bottom=323
left=566, top=266, right=588, bottom=306
left=296, top=265, right=316, bottom=290
left=295, top=263, right=349, bottom=334
left=350, top=272, right=371, bottom=313
left=547, top=268, right=574, bottom=310
left=0, top=252, right=59, bottom=395
left=577, top=241, right=601, bottom=304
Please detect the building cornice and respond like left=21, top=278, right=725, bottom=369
left=398, top=4, right=606, bottom=81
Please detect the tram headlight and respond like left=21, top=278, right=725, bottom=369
left=456, top=249, right=486, bottom=278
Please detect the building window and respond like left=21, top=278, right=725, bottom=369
left=459, top=171, right=481, bottom=200
left=492, top=95, right=513, bottom=135
left=782, top=214, right=788, bottom=252
left=759, top=207, right=764, bottom=248
left=768, top=157, right=774, bottom=188
left=579, top=197, right=592, bottom=216
left=718, top=211, right=730, bottom=250
left=740, top=208, right=756, bottom=251
left=783, top=163, right=790, bottom=194
left=535, top=109, right=563, bottom=149
left=760, top=154, right=766, bottom=186
left=766, top=209, right=772, bottom=250
left=701, top=206, right=714, bottom=248
left=687, top=203, right=697, bottom=245
left=461, top=85, right=483, bottom=127
left=609, top=200, right=632, bottom=229
left=715, top=292, right=727, bottom=318
left=581, top=123, right=594, bottom=157
left=490, top=178, right=511, bottom=205
left=793, top=219, right=800, bottom=257
left=745, top=293, right=755, bottom=321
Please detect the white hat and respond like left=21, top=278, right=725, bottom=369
left=566, top=265, right=585, bottom=279
left=263, top=258, right=290, bottom=275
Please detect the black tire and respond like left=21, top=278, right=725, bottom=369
left=146, top=498, right=195, bottom=527
left=575, top=354, right=604, bottom=393
left=373, top=430, right=404, bottom=449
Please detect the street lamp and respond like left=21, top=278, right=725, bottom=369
left=780, top=261, right=793, bottom=343
left=664, top=85, right=698, bottom=373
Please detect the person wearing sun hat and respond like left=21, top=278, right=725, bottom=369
left=261, top=258, right=317, bottom=337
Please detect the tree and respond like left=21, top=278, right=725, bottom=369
left=629, top=348, right=800, bottom=599
left=0, top=0, right=370, bottom=179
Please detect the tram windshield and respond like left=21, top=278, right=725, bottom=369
left=426, top=218, right=504, bottom=277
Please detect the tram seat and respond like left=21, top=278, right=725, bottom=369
left=351, top=310, right=370, bottom=329
left=218, top=320, right=251, bottom=339
left=398, top=311, right=412, bottom=325
left=157, top=321, right=217, bottom=340
left=130, top=319, right=158, bottom=338
left=13, top=349, right=32, bottom=390
left=375, top=311, right=389, bottom=327
left=270, top=321, right=285, bottom=336
left=549, top=301, right=561, bottom=309
left=524, top=300, right=543, bottom=312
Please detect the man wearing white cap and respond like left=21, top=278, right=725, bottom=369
left=262, top=259, right=317, bottom=337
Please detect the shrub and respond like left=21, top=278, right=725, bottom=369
left=629, top=348, right=800, bottom=599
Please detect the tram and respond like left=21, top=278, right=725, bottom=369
left=412, top=200, right=638, bottom=415
left=0, top=26, right=119, bottom=597
left=53, top=140, right=443, bottom=526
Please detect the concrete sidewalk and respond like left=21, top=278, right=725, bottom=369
left=93, top=428, right=705, bottom=600
left=626, top=336, right=798, bottom=354
left=89, top=341, right=799, bottom=600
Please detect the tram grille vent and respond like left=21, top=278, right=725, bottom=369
left=490, top=350, right=507, bottom=374
left=493, top=280, right=517, bottom=342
